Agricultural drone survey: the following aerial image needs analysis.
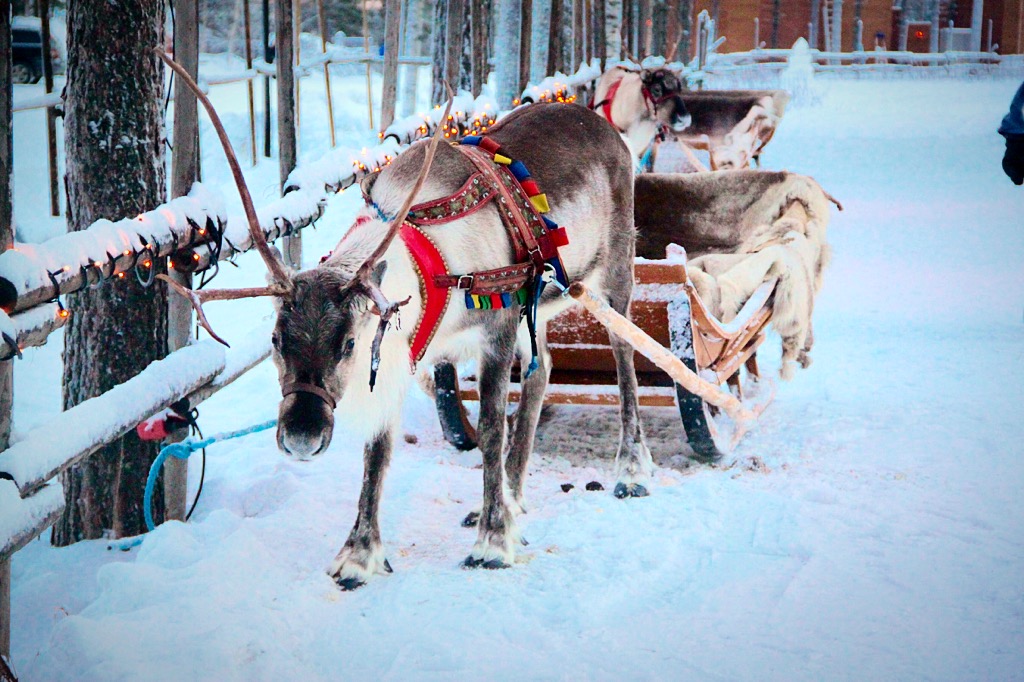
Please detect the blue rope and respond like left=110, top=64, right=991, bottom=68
left=113, top=419, right=278, bottom=551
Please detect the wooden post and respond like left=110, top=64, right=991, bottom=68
left=362, top=0, right=374, bottom=130
left=292, top=0, right=301, bottom=148
left=40, top=0, right=59, bottom=217
left=276, top=0, right=301, bottom=269
left=519, top=0, right=533, bottom=95
left=381, top=0, right=401, bottom=130
left=1, top=0, right=14, bottom=659
left=166, top=0, right=200, bottom=523
left=445, top=0, right=465, bottom=91
left=263, top=0, right=272, bottom=157
left=316, top=0, right=336, bottom=147
left=243, top=0, right=257, bottom=165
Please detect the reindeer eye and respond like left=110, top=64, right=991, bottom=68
left=341, top=338, right=356, bottom=357
left=272, top=333, right=281, bottom=350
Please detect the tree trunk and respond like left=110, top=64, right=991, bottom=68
left=54, top=0, right=168, bottom=546
left=605, top=0, right=623, bottom=59
left=431, top=0, right=448, bottom=104
left=495, top=0, right=521, bottom=106
left=1, top=1, right=14, bottom=658
left=519, top=0, right=534, bottom=95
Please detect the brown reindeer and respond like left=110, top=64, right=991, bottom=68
left=591, top=65, right=692, bottom=162
left=158, top=52, right=653, bottom=589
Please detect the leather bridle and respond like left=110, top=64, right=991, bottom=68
left=281, top=382, right=337, bottom=410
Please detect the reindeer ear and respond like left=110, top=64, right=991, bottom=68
left=371, top=261, right=388, bottom=286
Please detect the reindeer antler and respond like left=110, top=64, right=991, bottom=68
left=349, top=83, right=455, bottom=389
left=665, top=26, right=687, bottom=63
left=154, top=47, right=293, bottom=347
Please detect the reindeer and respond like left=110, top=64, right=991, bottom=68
left=158, top=52, right=654, bottom=590
left=591, top=65, right=692, bottom=163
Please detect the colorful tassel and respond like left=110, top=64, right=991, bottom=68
left=530, top=193, right=550, bottom=213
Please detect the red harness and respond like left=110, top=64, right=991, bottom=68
left=360, top=141, right=569, bottom=368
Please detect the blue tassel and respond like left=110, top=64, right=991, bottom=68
left=508, top=161, right=530, bottom=181
left=462, top=136, right=482, bottom=146
left=525, top=357, right=539, bottom=379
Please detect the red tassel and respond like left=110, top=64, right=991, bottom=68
left=478, top=137, right=501, bottom=154
left=520, top=179, right=541, bottom=196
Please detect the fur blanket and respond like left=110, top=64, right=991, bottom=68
left=635, top=171, right=838, bottom=379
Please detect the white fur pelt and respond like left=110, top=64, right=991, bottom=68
left=685, top=174, right=833, bottom=380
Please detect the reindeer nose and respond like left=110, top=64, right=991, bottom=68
left=280, top=430, right=326, bottom=460
left=672, top=112, right=693, bottom=132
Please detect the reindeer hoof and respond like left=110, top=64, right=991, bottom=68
left=613, top=482, right=650, bottom=499
left=336, top=576, right=366, bottom=591
left=462, top=555, right=511, bottom=570
left=461, top=511, right=480, bottom=527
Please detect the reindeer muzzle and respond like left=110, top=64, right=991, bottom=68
left=281, top=382, right=337, bottom=410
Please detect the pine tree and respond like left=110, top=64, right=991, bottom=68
left=53, top=0, right=169, bottom=545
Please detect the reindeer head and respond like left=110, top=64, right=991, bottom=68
left=270, top=263, right=387, bottom=458
left=156, top=49, right=451, bottom=460
left=640, top=68, right=691, bottom=133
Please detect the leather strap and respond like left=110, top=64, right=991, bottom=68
left=281, top=382, right=337, bottom=410
left=600, top=78, right=624, bottom=131
left=456, top=144, right=544, bottom=267
left=432, top=262, right=535, bottom=295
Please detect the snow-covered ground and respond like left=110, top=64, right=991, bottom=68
left=7, top=73, right=1024, bottom=681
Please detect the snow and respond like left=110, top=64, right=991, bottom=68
left=0, top=480, right=63, bottom=558
left=5, top=72, right=1024, bottom=681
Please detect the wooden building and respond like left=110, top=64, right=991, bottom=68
left=683, top=0, right=1022, bottom=55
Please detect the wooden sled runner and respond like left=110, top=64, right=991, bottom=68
left=435, top=169, right=835, bottom=462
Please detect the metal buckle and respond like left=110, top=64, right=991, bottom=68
left=457, top=274, right=474, bottom=290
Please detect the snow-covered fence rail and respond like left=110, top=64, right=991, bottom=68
left=0, top=342, right=226, bottom=500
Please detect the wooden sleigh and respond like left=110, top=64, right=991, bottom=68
left=434, top=169, right=832, bottom=461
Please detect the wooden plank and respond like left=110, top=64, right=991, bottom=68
left=381, top=0, right=402, bottom=130
left=548, top=300, right=671, bottom=346
left=460, top=385, right=678, bottom=407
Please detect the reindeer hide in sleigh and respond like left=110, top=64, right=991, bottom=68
left=635, top=170, right=839, bottom=379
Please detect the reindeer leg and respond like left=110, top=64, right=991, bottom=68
left=461, top=327, right=548, bottom=530
left=606, top=278, right=655, bottom=499
left=329, top=428, right=394, bottom=590
left=505, top=325, right=550, bottom=517
left=463, top=313, right=521, bottom=569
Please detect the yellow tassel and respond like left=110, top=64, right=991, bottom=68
left=493, top=153, right=512, bottom=165
left=470, top=294, right=482, bottom=308
left=530, top=193, right=550, bottom=213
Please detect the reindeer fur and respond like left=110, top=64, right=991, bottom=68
left=592, top=67, right=690, bottom=162
left=635, top=170, right=835, bottom=379
left=275, top=103, right=652, bottom=587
